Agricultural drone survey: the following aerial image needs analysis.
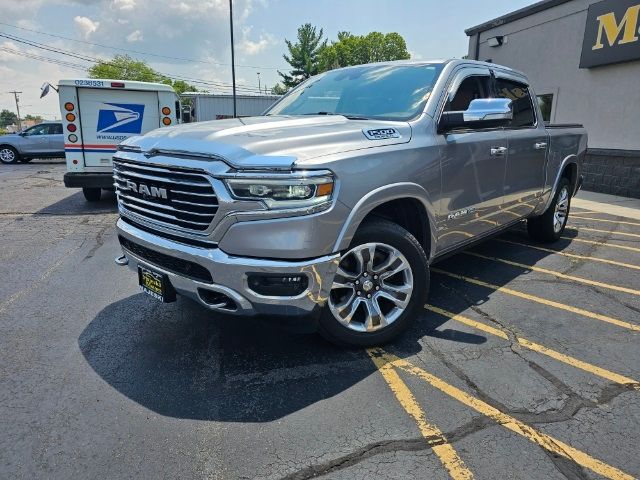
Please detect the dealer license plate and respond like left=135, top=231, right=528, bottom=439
left=138, top=266, right=175, bottom=302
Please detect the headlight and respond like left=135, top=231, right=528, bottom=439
left=225, top=173, right=334, bottom=209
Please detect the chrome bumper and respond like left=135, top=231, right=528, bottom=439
left=116, top=219, right=340, bottom=316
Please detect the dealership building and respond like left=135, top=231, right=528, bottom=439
left=466, top=0, right=640, bottom=198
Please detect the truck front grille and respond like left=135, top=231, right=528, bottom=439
left=113, top=158, right=218, bottom=233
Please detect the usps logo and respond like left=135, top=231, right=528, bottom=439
left=96, top=103, right=145, bottom=134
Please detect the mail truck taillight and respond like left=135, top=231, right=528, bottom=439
left=67, top=124, right=77, bottom=132
left=64, top=102, right=74, bottom=111
left=66, top=113, right=76, bottom=122
left=162, top=107, right=171, bottom=115
left=162, top=117, right=171, bottom=125
left=111, top=82, right=125, bottom=88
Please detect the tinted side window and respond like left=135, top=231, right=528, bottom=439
left=50, top=123, right=63, bottom=134
left=495, top=79, right=535, bottom=127
left=446, top=75, right=491, bottom=112
left=26, top=124, right=48, bottom=135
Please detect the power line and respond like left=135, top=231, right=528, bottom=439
left=0, top=46, right=88, bottom=71
left=0, top=33, right=268, bottom=94
left=0, top=20, right=286, bottom=70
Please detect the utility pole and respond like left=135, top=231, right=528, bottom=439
left=257, top=72, right=261, bottom=94
left=229, top=0, right=237, bottom=117
left=9, top=91, right=22, bottom=131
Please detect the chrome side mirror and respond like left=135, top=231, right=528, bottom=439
left=463, top=98, right=513, bottom=122
left=439, top=98, right=513, bottom=133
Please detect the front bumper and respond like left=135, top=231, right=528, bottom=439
left=64, top=172, right=114, bottom=189
left=116, top=218, right=340, bottom=316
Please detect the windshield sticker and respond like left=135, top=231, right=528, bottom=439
left=97, top=103, right=145, bottom=134
left=363, top=128, right=401, bottom=140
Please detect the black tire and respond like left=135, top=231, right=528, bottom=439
left=83, top=187, right=102, bottom=202
left=0, top=146, right=20, bottom=164
left=18, top=157, right=33, bottom=163
left=527, top=177, right=571, bottom=242
left=318, top=219, right=430, bottom=347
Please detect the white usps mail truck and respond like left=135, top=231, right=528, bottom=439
left=58, top=79, right=180, bottom=201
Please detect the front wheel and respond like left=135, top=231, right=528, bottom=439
left=319, top=219, right=429, bottom=347
left=83, top=187, right=102, bottom=202
left=0, top=146, right=20, bottom=164
left=527, top=177, right=571, bottom=242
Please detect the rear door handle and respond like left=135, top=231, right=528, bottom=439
left=534, top=142, right=547, bottom=150
left=490, top=147, right=507, bottom=156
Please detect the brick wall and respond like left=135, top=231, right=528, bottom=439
left=582, top=149, right=640, bottom=199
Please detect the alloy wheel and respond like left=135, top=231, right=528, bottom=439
left=553, top=186, right=569, bottom=233
left=328, top=242, right=414, bottom=333
left=0, top=148, right=16, bottom=163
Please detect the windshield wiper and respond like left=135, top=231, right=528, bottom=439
left=300, top=112, right=371, bottom=120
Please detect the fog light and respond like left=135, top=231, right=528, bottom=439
left=247, top=274, right=308, bottom=297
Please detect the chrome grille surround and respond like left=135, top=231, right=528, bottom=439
left=113, top=158, right=219, bottom=237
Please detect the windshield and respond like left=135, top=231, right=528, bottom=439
left=266, top=63, right=443, bottom=121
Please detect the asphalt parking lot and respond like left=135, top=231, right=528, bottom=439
left=1, top=160, right=639, bottom=480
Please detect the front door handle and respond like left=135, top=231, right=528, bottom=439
left=490, top=147, right=507, bottom=156
left=534, top=142, right=547, bottom=150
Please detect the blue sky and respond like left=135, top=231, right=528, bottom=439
left=0, top=0, right=534, bottom=119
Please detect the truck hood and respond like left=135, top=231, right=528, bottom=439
left=123, top=115, right=411, bottom=169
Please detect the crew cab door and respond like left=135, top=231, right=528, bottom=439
left=435, top=67, right=509, bottom=252
left=495, top=74, right=547, bottom=216
left=20, top=124, right=51, bottom=155
left=46, top=123, right=64, bottom=154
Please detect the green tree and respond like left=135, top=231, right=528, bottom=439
left=24, top=114, right=43, bottom=123
left=88, top=54, right=160, bottom=82
left=270, top=83, right=288, bottom=95
left=88, top=55, right=198, bottom=95
left=279, top=23, right=327, bottom=88
left=318, top=31, right=410, bottom=72
left=0, top=109, right=18, bottom=128
left=165, top=79, right=198, bottom=96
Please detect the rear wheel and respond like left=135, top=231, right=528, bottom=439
left=0, top=146, right=20, bottom=164
left=319, top=219, right=429, bottom=347
left=83, top=187, right=102, bottom=202
left=527, top=177, right=571, bottom=242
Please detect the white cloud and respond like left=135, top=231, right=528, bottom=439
left=126, top=30, right=143, bottom=42
left=73, top=16, right=100, bottom=38
left=237, top=27, right=276, bottom=55
left=113, top=0, right=136, bottom=10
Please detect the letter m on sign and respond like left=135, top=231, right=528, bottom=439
left=593, top=4, right=640, bottom=49
left=580, top=0, right=640, bottom=68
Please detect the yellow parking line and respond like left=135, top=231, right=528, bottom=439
left=570, top=215, right=640, bottom=227
left=570, top=210, right=600, bottom=215
left=560, top=236, right=640, bottom=254
left=425, top=305, right=640, bottom=387
left=494, top=238, right=640, bottom=271
left=579, top=227, right=640, bottom=239
left=366, top=350, right=474, bottom=480
left=464, top=252, right=640, bottom=297
left=431, top=268, right=640, bottom=332
left=371, top=349, right=634, bottom=480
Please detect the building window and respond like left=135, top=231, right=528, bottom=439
left=537, top=94, right=553, bottom=123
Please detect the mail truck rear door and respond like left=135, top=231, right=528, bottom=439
left=77, top=88, right=161, bottom=167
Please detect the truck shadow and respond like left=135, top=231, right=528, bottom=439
left=36, top=190, right=117, bottom=215
left=78, top=226, right=570, bottom=423
left=78, top=298, right=485, bottom=423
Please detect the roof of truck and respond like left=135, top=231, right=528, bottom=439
left=57, top=79, right=176, bottom=92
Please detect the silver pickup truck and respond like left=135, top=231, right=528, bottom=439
left=114, top=59, right=587, bottom=346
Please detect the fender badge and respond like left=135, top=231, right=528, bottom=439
left=362, top=128, right=401, bottom=140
